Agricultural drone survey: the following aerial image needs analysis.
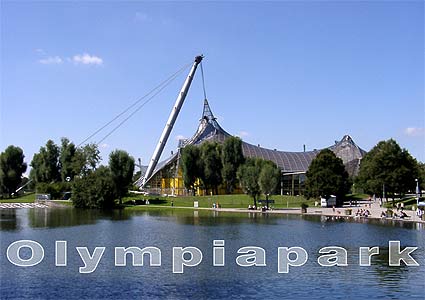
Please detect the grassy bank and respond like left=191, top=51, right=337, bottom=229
left=0, top=192, right=36, bottom=203
left=0, top=193, right=73, bottom=206
left=123, top=194, right=315, bottom=210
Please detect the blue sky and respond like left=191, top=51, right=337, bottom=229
left=1, top=1, right=424, bottom=173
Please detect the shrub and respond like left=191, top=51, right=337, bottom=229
left=36, top=182, right=71, bottom=199
left=71, top=166, right=116, bottom=209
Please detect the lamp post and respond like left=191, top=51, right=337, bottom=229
left=382, top=183, right=386, bottom=203
left=416, top=178, right=419, bottom=206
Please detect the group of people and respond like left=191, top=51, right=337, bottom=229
left=355, top=208, right=371, bottom=217
left=247, top=205, right=270, bottom=211
left=212, top=202, right=221, bottom=209
left=380, top=209, right=409, bottom=219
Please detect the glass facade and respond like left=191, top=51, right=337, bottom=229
left=281, top=173, right=306, bottom=196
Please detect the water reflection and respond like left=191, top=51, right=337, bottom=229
left=0, top=209, right=20, bottom=231
left=1, top=207, right=424, bottom=231
left=26, top=208, right=131, bottom=229
left=0, top=207, right=424, bottom=300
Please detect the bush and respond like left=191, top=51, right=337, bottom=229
left=71, top=166, right=116, bottom=209
left=36, top=182, right=71, bottom=199
left=301, top=203, right=309, bottom=209
left=301, top=202, right=308, bottom=213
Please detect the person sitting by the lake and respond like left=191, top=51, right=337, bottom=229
left=213, top=203, right=216, bottom=209
left=248, top=204, right=252, bottom=210
left=381, top=211, right=387, bottom=218
left=399, top=210, right=408, bottom=219
left=217, top=202, right=221, bottom=209
left=364, top=210, right=370, bottom=217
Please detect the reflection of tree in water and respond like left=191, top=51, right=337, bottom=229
left=359, top=247, right=425, bottom=298
left=0, top=209, right=20, bottom=231
left=369, top=248, right=411, bottom=281
left=28, top=208, right=131, bottom=228
left=150, top=210, right=284, bottom=226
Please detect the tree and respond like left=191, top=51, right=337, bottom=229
left=200, top=142, right=223, bottom=195
left=71, top=166, right=116, bottom=209
left=237, top=158, right=263, bottom=207
left=259, top=162, right=280, bottom=207
left=72, top=143, right=101, bottom=176
left=30, top=140, right=60, bottom=184
left=419, top=162, right=425, bottom=192
left=181, top=145, right=202, bottom=195
left=59, top=138, right=77, bottom=181
left=0, top=146, right=27, bottom=197
left=109, top=150, right=135, bottom=205
left=356, top=139, right=419, bottom=201
left=305, top=149, right=350, bottom=202
left=222, top=136, right=245, bottom=193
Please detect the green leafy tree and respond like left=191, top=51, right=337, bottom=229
left=222, top=136, right=245, bottom=193
left=30, top=140, right=60, bottom=184
left=71, top=166, right=116, bottom=209
left=109, top=150, right=135, bottom=205
left=59, top=138, right=77, bottom=181
left=305, top=149, right=350, bottom=202
left=356, top=139, right=419, bottom=201
left=237, top=158, right=263, bottom=207
left=200, top=142, right=223, bottom=195
left=71, top=143, right=101, bottom=176
left=419, top=162, right=425, bottom=192
left=0, top=145, right=27, bottom=197
left=181, top=145, right=202, bottom=195
left=259, top=162, right=280, bottom=206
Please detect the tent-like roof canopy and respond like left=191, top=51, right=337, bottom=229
left=146, top=99, right=366, bottom=183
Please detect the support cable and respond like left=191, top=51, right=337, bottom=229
left=96, top=75, right=180, bottom=145
left=200, top=61, right=207, bottom=100
left=78, top=61, right=192, bottom=147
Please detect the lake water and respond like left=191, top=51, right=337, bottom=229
left=1, top=208, right=424, bottom=299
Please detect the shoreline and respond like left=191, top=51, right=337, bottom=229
left=1, top=201, right=424, bottom=225
left=128, top=204, right=425, bottom=225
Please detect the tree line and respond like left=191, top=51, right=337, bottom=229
left=181, top=137, right=424, bottom=206
left=0, top=138, right=135, bottom=208
left=181, top=137, right=281, bottom=207
left=303, top=139, right=424, bottom=204
left=1, top=136, right=424, bottom=207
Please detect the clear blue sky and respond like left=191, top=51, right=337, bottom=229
left=1, top=1, right=424, bottom=173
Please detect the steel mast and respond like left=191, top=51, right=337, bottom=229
left=139, top=55, right=203, bottom=188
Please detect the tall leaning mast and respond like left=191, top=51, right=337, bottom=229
left=139, top=55, right=203, bottom=188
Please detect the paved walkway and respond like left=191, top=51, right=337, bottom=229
left=306, top=198, right=423, bottom=223
left=0, top=203, right=49, bottom=209
left=144, top=199, right=425, bottom=224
